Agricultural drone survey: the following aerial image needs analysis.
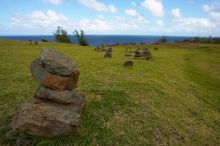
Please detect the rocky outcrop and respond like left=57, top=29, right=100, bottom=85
left=12, top=49, right=84, bottom=137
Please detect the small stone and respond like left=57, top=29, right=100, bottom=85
left=124, top=61, right=133, bottom=66
left=35, top=86, right=80, bottom=104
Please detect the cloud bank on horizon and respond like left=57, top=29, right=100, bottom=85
left=0, top=0, right=219, bottom=36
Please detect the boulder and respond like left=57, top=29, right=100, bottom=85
left=31, top=59, right=79, bottom=90
left=12, top=97, right=84, bottom=137
left=35, top=86, right=80, bottom=104
left=39, top=49, right=77, bottom=76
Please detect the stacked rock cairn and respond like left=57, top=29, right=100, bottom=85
left=12, top=49, right=84, bottom=137
left=134, top=48, right=152, bottom=60
left=104, top=48, right=112, bottom=58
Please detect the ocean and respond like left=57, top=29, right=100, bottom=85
left=0, top=35, right=192, bottom=47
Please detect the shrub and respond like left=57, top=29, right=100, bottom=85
left=54, top=26, right=71, bottom=43
left=158, top=36, right=168, bottom=43
left=41, top=39, right=48, bottom=42
left=74, top=30, right=89, bottom=46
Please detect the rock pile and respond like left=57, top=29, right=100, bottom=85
left=124, top=48, right=132, bottom=57
left=134, top=48, right=152, bottom=60
left=134, top=49, right=144, bottom=59
left=104, top=48, right=112, bottom=58
left=12, top=49, right=84, bottom=137
left=142, top=48, right=152, bottom=60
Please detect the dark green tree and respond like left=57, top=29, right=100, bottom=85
left=158, top=36, right=168, bottom=43
left=74, top=30, right=89, bottom=46
left=54, top=26, right=71, bottom=43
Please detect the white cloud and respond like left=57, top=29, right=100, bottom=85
left=203, top=2, right=220, bottom=13
left=203, top=2, right=220, bottom=22
left=125, top=9, right=149, bottom=24
left=7, top=9, right=150, bottom=35
left=173, top=17, right=215, bottom=29
left=203, top=4, right=211, bottom=12
left=10, top=10, right=69, bottom=28
left=78, top=0, right=117, bottom=13
left=125, top=9, right=138, bottom=17
left=141, top=0, right=164, bottom=17
left=156, top=20, right=163, bottom=26
left=171, top=8, right=181, bottom=18
left=44, top=0, right=62, bottom=5
left=131, top=1, right=137, bottom=6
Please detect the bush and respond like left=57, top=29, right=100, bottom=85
left=41, top=39, right=48, bottom=42
left=158, top=36, right=168, bottom=43
left=74, top=30, right=89, bottom=46
left=54, top=26, right=71, bottom=43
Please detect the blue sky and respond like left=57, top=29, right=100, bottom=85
left=0, top=0, right=219, bottom=36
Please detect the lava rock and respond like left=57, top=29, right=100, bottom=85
left=12, top=97, right=84, bottom=137
left=124, top=61, right=133, bottom=66
left=31, top=59, right=79, bottom=90
left=35, top=86, right=80, bottom=104
left=39, top=49, right=77, bottom=76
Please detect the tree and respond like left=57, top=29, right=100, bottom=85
left=158, top=36, right=168, bottom=43
left=54, top=26, right=71, bottom=43
left=74, top=30, right=89, bottom=46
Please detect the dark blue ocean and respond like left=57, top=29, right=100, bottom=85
left=0, top=35, right=192, bottom=47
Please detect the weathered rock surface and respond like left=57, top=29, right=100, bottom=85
left=31, top=59, right=79, bottom=90
left=12, top=98, right=84, bottom=137
left=35, top=86, right=80, bottom=104
left=39, top=49, right=77, bottom=76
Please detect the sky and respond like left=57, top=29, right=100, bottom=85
left=0, top=0, right=220, bottom=36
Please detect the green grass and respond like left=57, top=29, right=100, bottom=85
left=0, top=39, right=220, bottom=146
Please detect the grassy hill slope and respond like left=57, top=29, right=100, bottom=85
left=0, top=39, right=220, bottom=145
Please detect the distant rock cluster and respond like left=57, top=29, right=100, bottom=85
left=104, top=48, right=112, bottom=58
left=12, top=49, right=84, bottom=137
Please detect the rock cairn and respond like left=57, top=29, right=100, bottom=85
left=134, top=49, right=144, bottom=59
left=124, top=48, right=132, bottom=57
left=104, top=48, right=112, bottom=58
left=134, top=48, right=152, bottom=60
left=142, top=48, right=152, bottom=60
left=12, top=49, right=84, bottom=137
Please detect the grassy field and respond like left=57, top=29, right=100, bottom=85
left=0, top=39, right=220, bottom=146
